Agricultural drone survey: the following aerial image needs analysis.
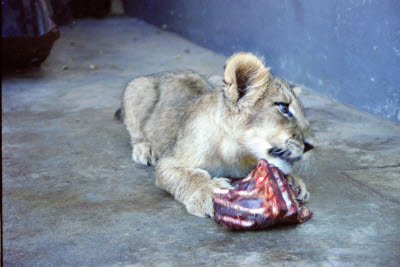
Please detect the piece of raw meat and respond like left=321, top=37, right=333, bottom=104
left=213, top=159, right=312, bottom=230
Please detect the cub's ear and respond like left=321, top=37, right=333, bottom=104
left=224, top=52, right=270, bottom=108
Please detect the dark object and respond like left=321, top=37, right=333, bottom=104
left=2, top=0, right=60, bottom=70
left=213, top=159, right=312, bottom=230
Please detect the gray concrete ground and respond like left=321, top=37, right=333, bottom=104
left=2, top=18, right=400, bottom=266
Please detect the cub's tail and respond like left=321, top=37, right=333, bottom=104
left=114, top=107, right=123, bottom=122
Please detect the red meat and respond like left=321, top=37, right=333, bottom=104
left=213, top=159, right=312, bottom=230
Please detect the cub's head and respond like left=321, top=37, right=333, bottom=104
left=223, top=52, right=314, bottom=174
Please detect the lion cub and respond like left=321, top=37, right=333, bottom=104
left=117, top=53, right=314, bottom=217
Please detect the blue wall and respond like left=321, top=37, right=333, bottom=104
left=124, top=0, right=400, bottom=122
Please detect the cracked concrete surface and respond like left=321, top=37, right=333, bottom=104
left=2, top=18, right=400, bottom=265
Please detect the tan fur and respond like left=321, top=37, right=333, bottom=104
left=119, top=53, right=313, bottom=217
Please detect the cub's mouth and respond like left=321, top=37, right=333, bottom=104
left=268, top=147, right=301, bottom=165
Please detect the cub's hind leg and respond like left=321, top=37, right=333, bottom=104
left=122, top=76, right=159, bottom=166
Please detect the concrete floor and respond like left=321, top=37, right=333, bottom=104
left=2, top=18, right=400, bottom=266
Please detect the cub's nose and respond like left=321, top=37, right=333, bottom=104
left=303, top=142, right=314, bottom=153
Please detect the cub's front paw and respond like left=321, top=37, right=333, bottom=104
left=286, top=174, right=310, bottom=204
left=185, top=178, right=232, bottom=218
left=132, top=142, right=158, bottom=166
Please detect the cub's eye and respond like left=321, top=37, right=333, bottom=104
left=275, top=102, right=292, bottom=117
